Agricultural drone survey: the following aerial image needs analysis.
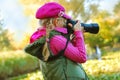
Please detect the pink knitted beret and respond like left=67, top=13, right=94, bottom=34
left=36, top=2, right=71, bottom=19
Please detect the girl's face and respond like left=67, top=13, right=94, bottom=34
left=54, top=17, right=67, bottom=28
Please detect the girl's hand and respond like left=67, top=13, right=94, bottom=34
left=73, top=20, right=84, bottom=31
left=68, top=20, right=84, bottom=32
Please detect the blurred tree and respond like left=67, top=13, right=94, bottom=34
left=114, top=1, right=120, bottom=16
left=112, top=1, right=120, bottom=48
left=88, top=1, right=120, bottom=49
left=0, top=11, right=14, bottom=51
left=20, top=0, right=100, bottom=21
left=85, top=11, right=114, bottom=48
left=15, top=33, right=31, bottom=50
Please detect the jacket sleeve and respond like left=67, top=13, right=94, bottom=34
left=24, top=36, right=45, bottom=60
left=49, top=31, right=87, bottom=63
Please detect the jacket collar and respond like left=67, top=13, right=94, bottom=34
left=54, top=27, right=68, bottom=34
left=38, top=27, right=68, bottom=34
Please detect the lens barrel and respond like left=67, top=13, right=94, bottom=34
left=81, top=23, right=99, bottom=34
left=67, top=19, right=99, bottom=34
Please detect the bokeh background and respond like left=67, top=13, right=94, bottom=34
left=0, top=0, right=120, bottom=80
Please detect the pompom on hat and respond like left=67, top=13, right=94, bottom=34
left=35, top=2, right=71, bottom=19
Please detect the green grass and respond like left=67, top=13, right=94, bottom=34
left=88, top=73, right=120, bottom=80
left=0, top=50, right=40, bottom=79
left=83, top=51, right=120, bottom=80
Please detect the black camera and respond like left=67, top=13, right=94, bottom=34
left=66, top=19, right=99, bottom=34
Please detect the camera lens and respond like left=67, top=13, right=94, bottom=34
left=81, top=23, right=99, bottom=34
left=66, top=19, right=99, bottom=34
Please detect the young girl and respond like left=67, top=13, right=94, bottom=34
left=25, top=2, right=89, bottom=80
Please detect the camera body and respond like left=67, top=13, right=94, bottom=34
left=66, top=19, right=99, bottom=34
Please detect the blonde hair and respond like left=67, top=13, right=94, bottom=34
left=40, top=17, right=66, bottom=61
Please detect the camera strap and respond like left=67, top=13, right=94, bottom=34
left=47, top=34, right=70, bottom=62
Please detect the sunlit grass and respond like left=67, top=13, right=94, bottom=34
left=1, top=50, right=120, bottom=80
left=8, top=71, right=44, bottom=80
left=9, top=50, right=120, bottom=80
left=83, top=51, right=120, bottom=76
